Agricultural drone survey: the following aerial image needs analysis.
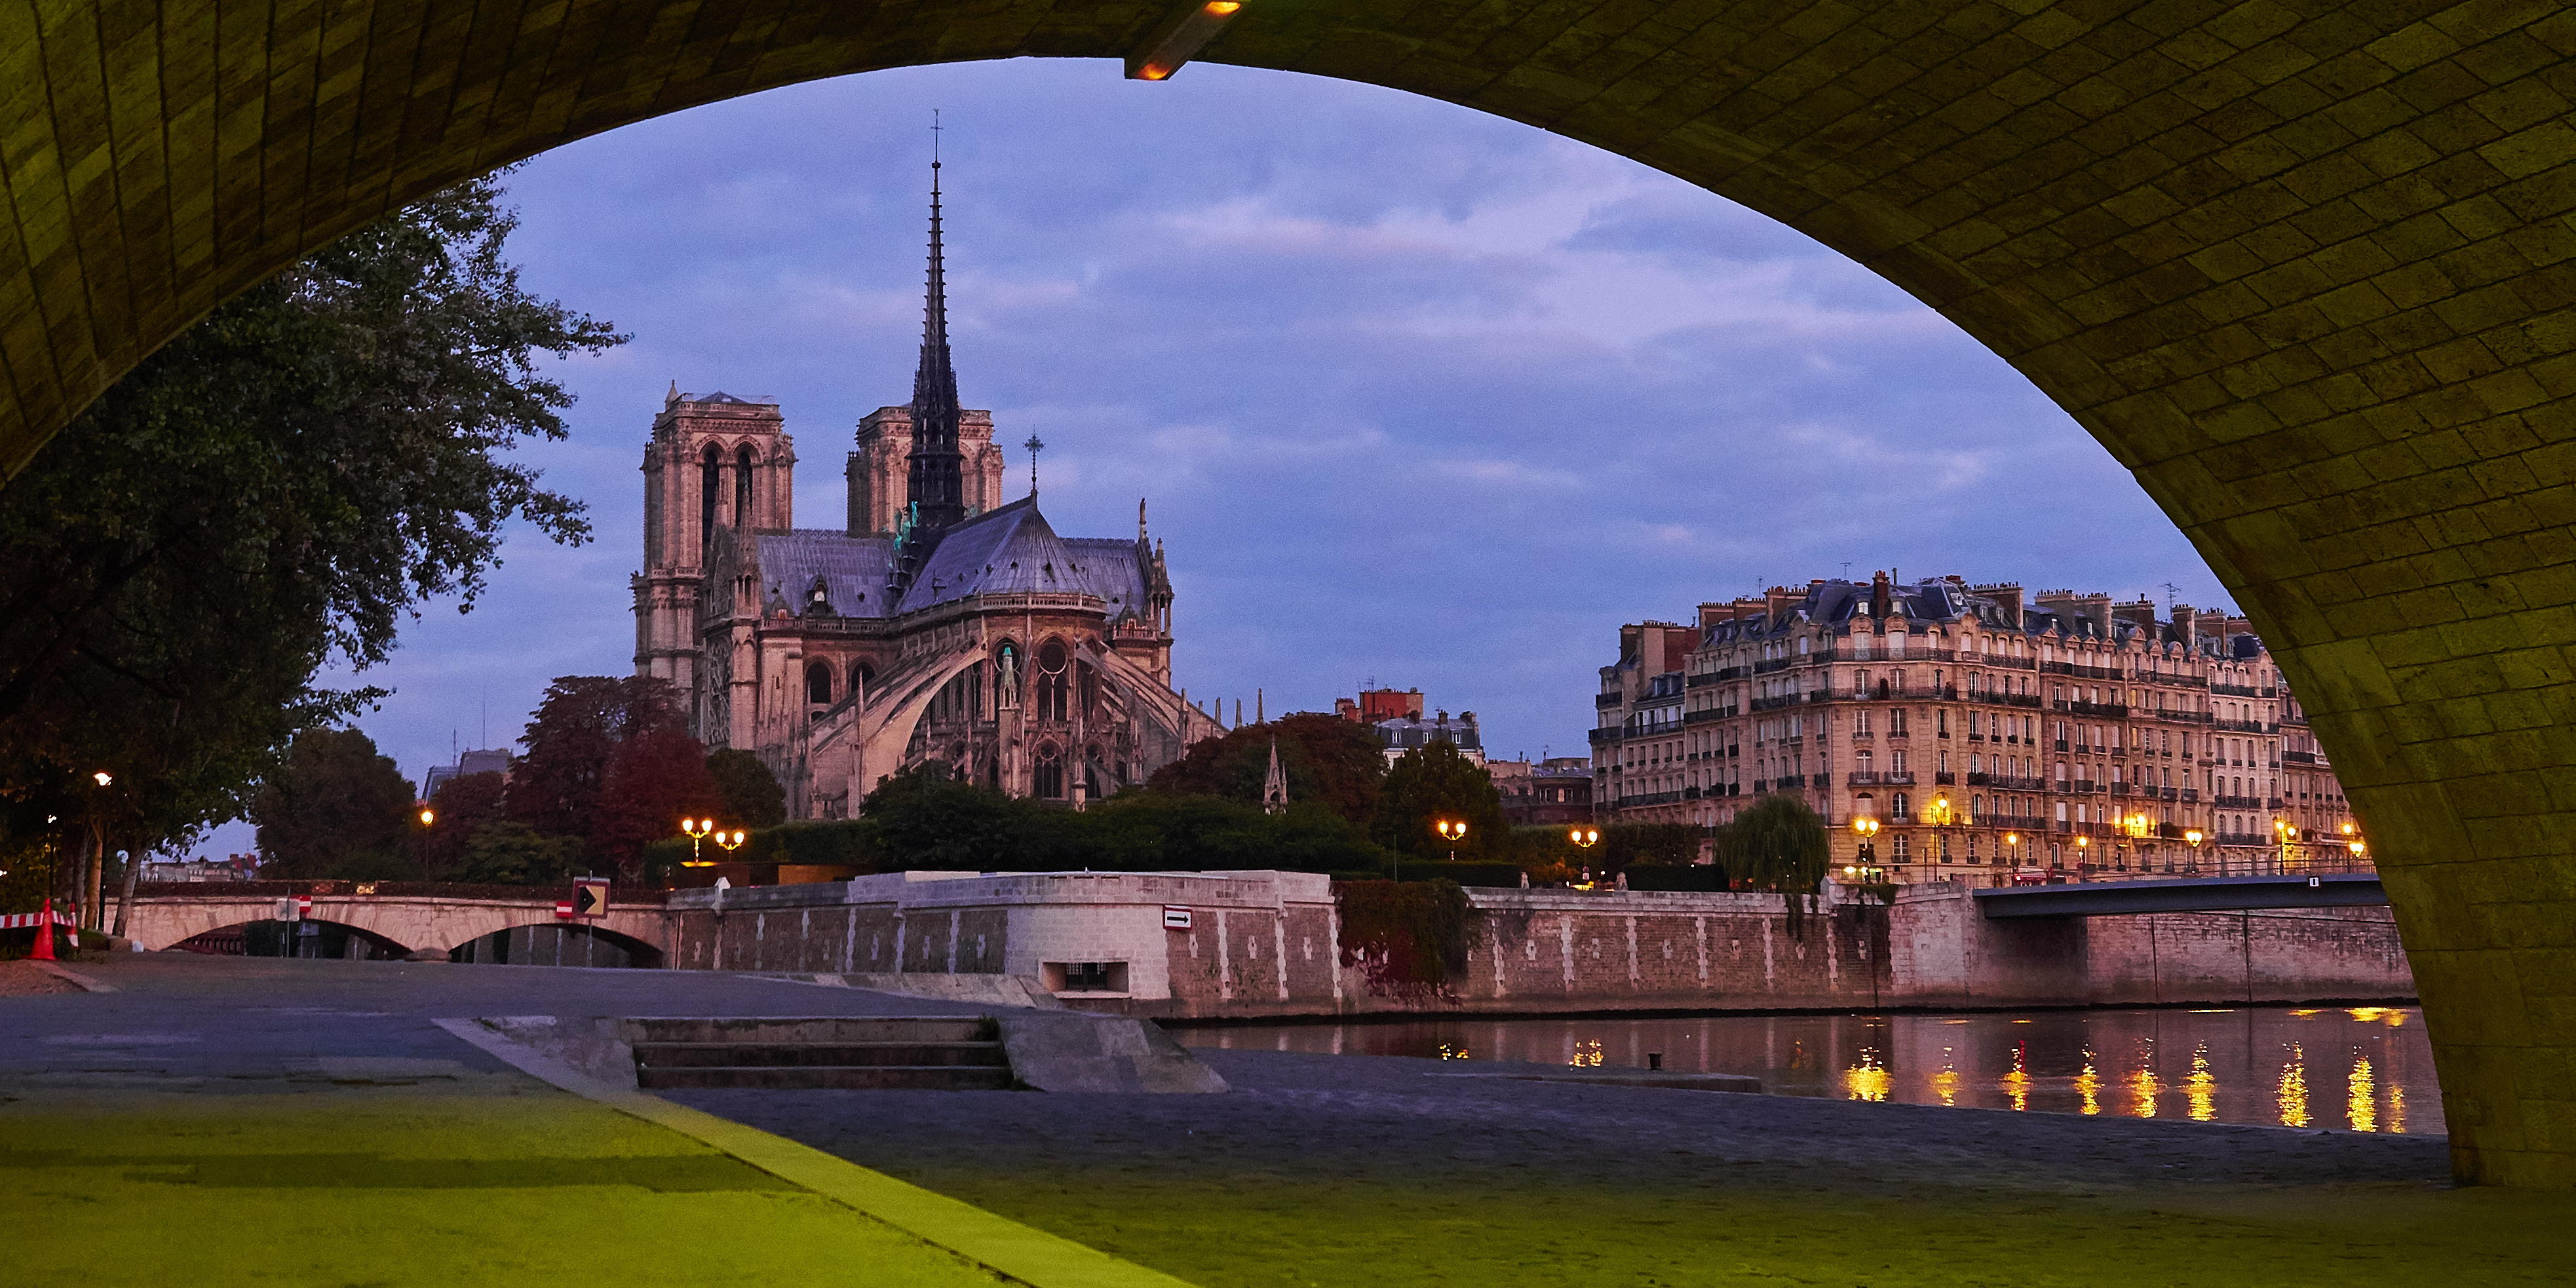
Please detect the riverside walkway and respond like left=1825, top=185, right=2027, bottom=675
left=6, top=953, right=2569, bottom=1286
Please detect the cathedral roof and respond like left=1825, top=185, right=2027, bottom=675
left=747, top=499, right=1153, bottom=623
left=754, top=530, right=896, bottom=619
left=898, top=496, right=1089, bottom=611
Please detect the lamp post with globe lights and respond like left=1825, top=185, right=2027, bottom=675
left=1846, top=815, right=1882, bottom=884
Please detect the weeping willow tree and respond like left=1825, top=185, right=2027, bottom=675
left=1716, top=793, right=1832, bottom=939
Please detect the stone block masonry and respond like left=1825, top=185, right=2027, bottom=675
left=663, top=872, right=2413, bottom=1019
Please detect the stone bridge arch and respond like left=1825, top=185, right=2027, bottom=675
left=122, top=891, right=667, bottom=959
left=5, top=3, right=2571, bottom=1185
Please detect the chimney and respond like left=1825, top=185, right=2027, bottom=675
left=1764, top=585, right=1799, bottom=622
left=1973, top=582, right=2025, bottom=628
left=2173, top=604, right=2198, bottom=649
left=1871, top=570, right=1892, bottom=622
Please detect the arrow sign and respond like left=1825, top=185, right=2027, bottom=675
left=572, top=879, right=611, bottom=919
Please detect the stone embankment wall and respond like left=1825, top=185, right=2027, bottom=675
left=660, top=873, right=2413, bottom=1019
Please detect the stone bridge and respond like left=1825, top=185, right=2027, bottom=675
left=121, top=882, right=669, bottom=961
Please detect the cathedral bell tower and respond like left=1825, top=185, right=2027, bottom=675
left=634, top=387, right=794, bottom=704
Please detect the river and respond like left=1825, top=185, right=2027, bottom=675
left=1180, top=1006, right=2439, bottom=1134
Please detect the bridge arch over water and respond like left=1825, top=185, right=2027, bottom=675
left=6, top=3, right=2570, bottom=1185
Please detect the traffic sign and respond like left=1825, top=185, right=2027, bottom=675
left=572, top=879, right=611, bottom=919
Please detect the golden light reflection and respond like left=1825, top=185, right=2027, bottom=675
left=1845, top=1050, right=1891, bottom=1102
left=1438, top=1043, right=1471, bottom=1061
left=2347, top=1006, right=2391, bottom=1023
left=1569, top=1040, right=1604, bottom=1068
left=1932, top=1048, right=1959, bottom=1107
left=2277, top=1042, right=2310, bottom=1127
left=2349, top=1054, right=2376, bottom=1132
left=2389, top=1085, right=2407, bottom=1134
left=2001, top=1044, right=2031, bottom=1112
left=2075, top=1052, right=2101, bottom=1116
left=2129, top=1067, right=2161, bottom=1117
left=2186, top=1044, right=2217, bottom=1122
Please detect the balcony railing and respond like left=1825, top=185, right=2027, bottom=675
left=1845, top=771, right=1917, bottom=786
left=2052, top=701, right=2129, bottom=718
left=2213, top=793, right=2262, bottom=808
left=1596, top=692, right=1624, bottom=708
left=2212, top=718, right=2271, bottom=733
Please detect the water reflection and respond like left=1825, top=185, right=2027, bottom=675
left=1185, top=1006, right=2440, bottom=1134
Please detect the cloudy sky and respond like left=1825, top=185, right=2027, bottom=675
left=198, top=58, right=2238, bottom=854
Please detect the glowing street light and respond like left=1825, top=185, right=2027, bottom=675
left=1436, top=819, right=1468, bottom=863
left=92, top=771, right=113, bottom=787
left=1567, top=827, right=1599, bottom=850
left=417, top=806, right=436, bottom=827
left=680, top=817, right=718, bottom=868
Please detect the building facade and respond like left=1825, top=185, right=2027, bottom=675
left=632, top=170, right=1218, bottom=818
left=1592, top=573, right=2362, bottom=886
left=1490, top=756, right=1594, bottom=825
left=1333, top=687, right=1484, bottom=767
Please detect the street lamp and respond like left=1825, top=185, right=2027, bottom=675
left=1436, top=819, right=1468, bottom=863
left=92, top=771, right=113, bottom=787
left=2184, top=828, right=2204, bottom=873
left=714, top=829, right=748, bottom=859
left=417, top=806, right=436, bottom=827
left=2073, top=833, right=2088, bottom=877
left=1568, top=827, right=1599, bottom=850
left=680, top=818, right=718, bottom=868
left=1849, top=816, right=1881, bottom=883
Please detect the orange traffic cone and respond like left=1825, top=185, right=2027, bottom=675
left=28, top=898, right=56, bottom=961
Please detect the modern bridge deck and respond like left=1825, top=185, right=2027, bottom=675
left=1973, top=874, right=2386, bottom=919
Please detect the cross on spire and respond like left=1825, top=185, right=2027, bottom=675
left=1024, top=434, right=1045, bottom=497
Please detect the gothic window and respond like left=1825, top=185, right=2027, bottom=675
left=735, top=445, right=757, bottom=523
left=1034, top=744, right=1064, bottom=799
left=700, top=444, right=721, bottom=541
left=805, top=660, right=832, bottom=706
left=1037, top=640, right=1071, bottom=722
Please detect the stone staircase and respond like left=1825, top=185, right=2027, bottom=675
left=629, top=1016, right=1012, bottom=1090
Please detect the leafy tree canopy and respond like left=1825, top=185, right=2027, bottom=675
left=592, top=727, right=723, bottom=882
left=707, top=749, right=787, bottom=828
left=507, top=675, right=682, bottom=843
left=1372, top=741, right=1509, bottom=863
left=1715, top=792, right=1831, bottom=937
left=1147, top=713, right=1389, bottom=825
left=251, top=729, right=417, bottom=879
left=0, top=170, right=621, bottom=859
left=417, top=770, right=507, bottom=879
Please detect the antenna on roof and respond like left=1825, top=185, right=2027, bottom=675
left=1840, top=561, right=1852, bottom=579
left=2162, top=581, right=2180, bottom=613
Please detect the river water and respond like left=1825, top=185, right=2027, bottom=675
left=1182, top=1006, right=2440, bottom=1134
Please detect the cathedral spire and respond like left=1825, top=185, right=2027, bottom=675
left=905, top=114, right=968, bottom=533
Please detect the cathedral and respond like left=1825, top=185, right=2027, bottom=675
left=632, top=164, right=1219, bottom=819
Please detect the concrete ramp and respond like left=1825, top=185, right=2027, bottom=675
left=996, top=1013, right=1229, bottom=1094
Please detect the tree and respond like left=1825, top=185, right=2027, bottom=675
left=415, top=770, right=507, bottom=879
left=1715, top=793, right=1831, bottom=938
left=0, top=170, right=621, bottom=859
left=1372, top=741, right=1509, bottom=865
left=507, top=676, right=681, bottom=843
left=457, top=820, right=583, bottom=886
left=707, top=749, right=786, bottom=827
left=858, top=763, right=1028, bottom=871
left=591, top=727, right=724, bottom=882
left=1147, top=713, right=1389, bottom=825
left=252, top=729, right=417, bottom=879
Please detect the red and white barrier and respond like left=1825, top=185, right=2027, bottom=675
left=0, top=909, right=72, bottom=929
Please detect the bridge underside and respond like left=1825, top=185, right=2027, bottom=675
left=6, top=1, right=2573, bottom=1184
left=1977, top=875, right=2391, bottom=918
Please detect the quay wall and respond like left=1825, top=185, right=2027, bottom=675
left=660, top=873, right=2413, bottom=1019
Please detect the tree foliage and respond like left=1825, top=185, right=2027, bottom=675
left=1372, top=741, right=1509, bottom=863
left=416, top=770, right=508, bottom=879
left=707, top=749, right=787, bottom=827
left=250, top=729, right=417, bottom=879
left=1147, top=713, right=1389, bottom=825
left=1714, top=792, right=1831, bottom=938
left=592, top=727, right=724, bottom=881
left=507, top=675, right=682, bottom=843
left=0, top=170, right=621, bottom=858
